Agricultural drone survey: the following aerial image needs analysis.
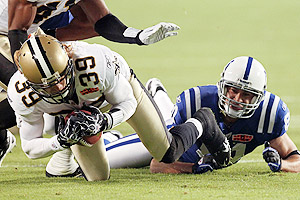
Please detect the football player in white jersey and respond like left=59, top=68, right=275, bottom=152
left=102, top=56, right=300, bottom=173
left=0, top=0, right=179, bottom=167
left=7, top=34, right=230, bottom=180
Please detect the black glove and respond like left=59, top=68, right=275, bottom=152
left=56, top=115, right=85, bottom=148
left=262, top=141, right=282, bottom=172
left=75, top=105, right=104, bottom=136
left=81, top=104, right=114, bottom=132
left=192, top=154, right=222, bottom=174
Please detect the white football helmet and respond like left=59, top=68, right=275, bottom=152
left=14, top=35, right=75, bottom=104
left=218, top=56, right=267, bottom=118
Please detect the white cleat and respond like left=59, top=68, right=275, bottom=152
left=145, top=78, right=167, bottom=97
left=0, top=130, right=16, bottom=167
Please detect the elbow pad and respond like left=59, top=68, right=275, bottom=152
left=94, top=13, right=144, bottom=45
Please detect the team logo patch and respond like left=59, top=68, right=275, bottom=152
left=80, top=87, right=99, bottom=95
left=232, top=134, right=253, bottom=142
left=105, top=55, right=112, bottom=69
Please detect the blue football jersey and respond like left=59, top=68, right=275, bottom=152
left=172, top=85, right=290, bottom=164
left=40, top=11, right=74, bottom=30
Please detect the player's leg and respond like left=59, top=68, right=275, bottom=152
left=41, top=114, right=81, bottom=177
left=127, top=72, right=230, bottom=165
left=102, top=78, right=172, bottom=169
left=127, top=73, right=171, bottom=161
left=0, top=35, right=16, bottom=87
left=71, top=136, right=110, bottom=181
left=105, top=133, right=152, bottom=168
left=102, top=130, right=123, bottom=145
left=0, top=130, right=16, bottom=166
left=45, top=148, right=81, bottom=177
left=145, top=78, right=174, bottom=121
left=0, top=35, right=18, bottom=129
left=0, top=35, right=18, bottom=166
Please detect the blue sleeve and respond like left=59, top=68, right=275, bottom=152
left=173, top=91, right=188, bottom=125
left=40, top=11, right=74, bottom=30
left=273, top=100, right=290, bottom=137
left=172, top=85, right=218, bottom=125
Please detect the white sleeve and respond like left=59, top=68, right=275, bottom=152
left=20, top=117, right=64, bottom=159
left=104, top=74, right=137, bottom=127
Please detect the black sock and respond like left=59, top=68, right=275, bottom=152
left=161, top=122, right=199, bottom=163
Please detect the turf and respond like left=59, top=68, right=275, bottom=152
left=1, top=0, right=300, bottom=199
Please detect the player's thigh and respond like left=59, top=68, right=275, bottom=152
left=0, top=35, right=17, bottom=87
left=127, top=74, right=171, bottom=161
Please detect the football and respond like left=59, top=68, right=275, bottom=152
left=65, top=110, right=102, bottom=147
left=81, top=132, right=102, bottom=146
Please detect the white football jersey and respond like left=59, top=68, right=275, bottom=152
left=0, top=0, right=80, bottom=35
left=0, top=0, right=8, bottom=35
left=7, top=41, right=133, bottom=124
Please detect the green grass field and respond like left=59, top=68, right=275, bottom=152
left=1, top=0, right=300, bottom=199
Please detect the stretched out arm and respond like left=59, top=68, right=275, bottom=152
left=270, top=134, right=300, bottom=173
left=57, top=0, right=179, bottom=44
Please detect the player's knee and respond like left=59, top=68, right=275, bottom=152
left=192, top=107, right=223, bottom=144
left=192, top=107, right=231, bottom=166
left=160, top=124, right=197, bottom=163
left=160, top=139, right=177, bottom=163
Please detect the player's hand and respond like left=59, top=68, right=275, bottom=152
left=56, top=115, right=85, bottom=148
left=192, top=154, right=221, bottom=174
left=80, top=104, right=104, bottom=135
left=192, top=163, right=214, bottom=174
left=138, top=22, right=180, bottom=45
left=262, top=141, right=282, bottom=172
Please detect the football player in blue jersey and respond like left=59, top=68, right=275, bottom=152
left=103, top=56, right=300, bottom=173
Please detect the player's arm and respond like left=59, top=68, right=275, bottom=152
left=76, top=0, right=179, bottom=45
left=20, top=113, right=93, bottom=159
left=53, top=4, right=98, bottom=41
left=101, top=74, right=137, bottom=130
left=19, top=117, right=64, bottom=159
left=150, top=159, right=193, bottom=174
left=262, top=101, right=300, bottom=173
left=8, top=0, right=36, bottom=56
left=265, top=134, right=300, bottom=173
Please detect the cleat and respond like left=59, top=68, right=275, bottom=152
left=102, top=130, right=123, bottom=144
left=0, top=130, right=16, bottom=167
left=46, top=167, right=83, bottom=178
left=145, top=78, right=167, bottom=97
left=192, top=108, right=231, bottom=167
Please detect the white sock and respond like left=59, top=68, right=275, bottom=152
left=46, top=148, right=79, bottom=175
left=153, top=90, right=174, bottom=121
left=185, top=118, right=203, bottom=139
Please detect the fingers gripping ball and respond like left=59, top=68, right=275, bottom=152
left=65, top=110, right=102, bottom=147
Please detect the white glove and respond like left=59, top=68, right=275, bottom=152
left=138, top=22, right=180, bottom=45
